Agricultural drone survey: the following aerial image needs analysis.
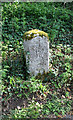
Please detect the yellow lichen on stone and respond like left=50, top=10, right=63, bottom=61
left=23, top=29, right=49, bottom=40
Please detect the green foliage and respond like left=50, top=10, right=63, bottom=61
left=43, top=98, right=71, bottom=116
left=7, top=88, right=72, bottom=118
left=9, top=100, right=42, bottom=118
left=50, top=44, right=72, bottom=87
left=23, top=2, right=73, bottom=46
left=2, top=76, right=47, bottom=101
left=2, top=2, right=28, bottom=82
left=2, top=2, right=73, bottom=119
left=2, top=2, right=73, bottom=81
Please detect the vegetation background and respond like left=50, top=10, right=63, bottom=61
left=1, top=2, right=73, bottom=119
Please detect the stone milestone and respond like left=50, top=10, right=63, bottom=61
left=23, top=29, right=49, bottom=76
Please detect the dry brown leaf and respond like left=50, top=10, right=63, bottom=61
left=57, top=115, right=62, bottom=118
left=67, top=87, right=71, bottom=92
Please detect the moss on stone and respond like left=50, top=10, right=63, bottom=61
left=23, top=29, right=49, bottom=40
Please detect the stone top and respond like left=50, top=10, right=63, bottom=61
left=23, top=29, right=49, bottom=40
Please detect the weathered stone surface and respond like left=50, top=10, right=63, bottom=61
left=23, top=29, right=49, bottom=76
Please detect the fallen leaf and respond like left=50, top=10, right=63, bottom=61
left=17, top=106, right=21, bottom=109
left=67, top=88, right=71, bottom=92
left=57, top=115, right=62, bottom=118
left=62, top=95, right=65, bottom=99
